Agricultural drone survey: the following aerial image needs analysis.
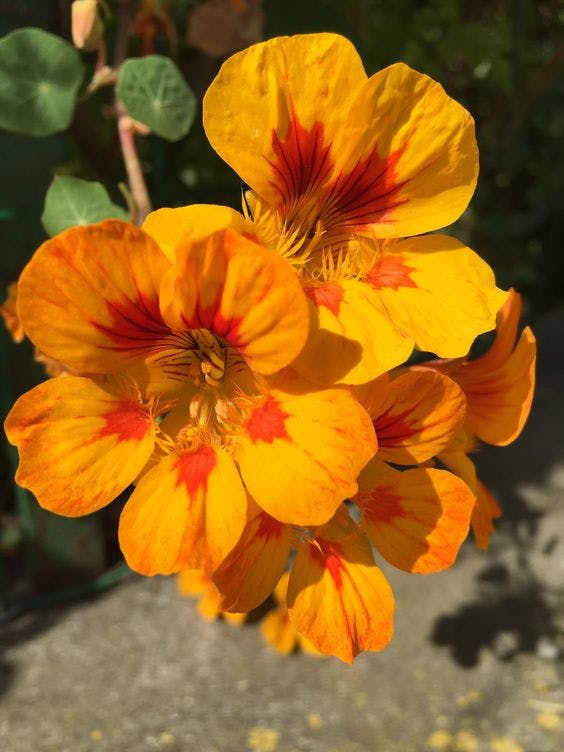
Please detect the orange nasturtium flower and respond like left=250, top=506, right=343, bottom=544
left=5, top=219, right=375, bottom=578
left=420, top=289, right=537, bottom=549
left=202, top=32, right=508, bottom=385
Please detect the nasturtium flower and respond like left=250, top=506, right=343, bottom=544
left=5, top=219, right=375, bottom=576
left=420, top=289, right=537, bottom=548
left=202, top=32, right=508, bottom=384
left=211, top=449, right=474, bottom=663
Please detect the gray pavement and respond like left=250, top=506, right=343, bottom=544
left=1, top=309, right=563, bottom=752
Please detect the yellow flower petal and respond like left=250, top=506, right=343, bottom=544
left=287, top=512, right=394, bottom=662
left=358, top=369, right=466, bottom=464
left=294, top=279, right=412, bottom=385
left=363, top=234, right=508, bottom=358
left=213, top=498, right=291, bottom=613
left=5, top=376, right=156, bottom=516
left=204, top=35, right=477, bottom=239
left=159, top=229, right=309, bottom=375
left=119, top=443, right=247, bottom=575
left=142, top=204, right=256, bottom=262
left=356, top=460, right=473, bottom=573
left=237, top=380, right=376, bottom=526
left=340, top=62, right=478, bottom=237
left=17, top=220, right=170, bottom=375
left=203, top=33, right=366, bottom=213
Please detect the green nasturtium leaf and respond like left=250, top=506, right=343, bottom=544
left=0, top=28, right=84, bottom=137
left=117, top=55, right=196, bottom=142
left=41, top=176, right=129, bottom=236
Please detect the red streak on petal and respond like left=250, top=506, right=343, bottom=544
left=268, top=111, right=407, bottom=230
left=256, top=512, right=285, bottom=539
left=212, top=310, right=244, bottom=348
left=183, top=304, right=244, bottom=351
left=269, top=118, right=332, bottom=211
left=373, top=408, right=418, bottom=446
left=246, top=397, right=290, bottom=444
left=93, top=292, right=170, bottom=352
left=327, top=144, right=407, bottom=229
left=174, top=445, right=217, bottom=496
left=363, top=487, right=403, bottom=525
left=365, top=254, right=417, bottom=291
left=305, top=282, right=343, bottom=315
left=311, top=540, right=345, bottom=590
left=96, top=401, right=151, bottom=442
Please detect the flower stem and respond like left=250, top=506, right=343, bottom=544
left=114, top=0, right=152, bottom=226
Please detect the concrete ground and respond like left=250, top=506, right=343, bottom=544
left=1, top=310, right=563, bottom=752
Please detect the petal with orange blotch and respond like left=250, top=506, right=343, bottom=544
left=339, top=62, right=478, bottom=237
left=356, top=459, right=473, bottom=573
left=119, top=442, right=247, bottom=575
left=17, top=221, right=170, bottom=375
left=159, top=229, right=308, bottom=375
left=363, top=234, right=508, bottom=358
left=142, top=203, right=258, bottom=262
left=428, top=291, right=536, bottom=446
left=4, top=376, right=156, bottom=517
left=293, top=279, right=413, bottom=385
left=204, top=35, right=477, bottom=238
left=237, top=380, right=376, bottom=526
left=203, top=33, right=367, bottom=213
left=358, top=369, right=466, bottom=465
left=213, top=498, right=292, bottom=612
left=287, top=511, right=394, bottom=662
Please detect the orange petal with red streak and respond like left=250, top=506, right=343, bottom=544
left=17, top=221, right=170, bottom=374
left=362, top=369, right=466, bottom=464
left=213, top=498, right=292, bottom=612
left=119, top=443, right=247, bottom=575
left=4, top=376, right=156, bottom=516
left=159, top=228, right=308, bottom=375
left=287, top=512, right=394, bottom=662
left=428, top=291, right=536, bottom=446
left=237, top=380, right=377, bottom=526
left=356, top=460, right=473, bottom=573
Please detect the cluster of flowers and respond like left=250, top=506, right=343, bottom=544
left=3, top=34, right=536, bottom=662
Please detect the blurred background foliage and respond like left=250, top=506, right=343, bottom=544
left=0, top=0, right=563, bottom=611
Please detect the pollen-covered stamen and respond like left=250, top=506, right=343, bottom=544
left=247, top=195, right=322, bottom=267
left=149, top=328, right=227, bottom=387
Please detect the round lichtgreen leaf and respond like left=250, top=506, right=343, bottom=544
left=117, top=55, right=196, bottom=142
left=0, top=28, right=84, bottom=137
left=41, top=176, right=130, bottom=236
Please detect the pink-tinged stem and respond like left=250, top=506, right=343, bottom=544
left=114, top=0, right=152, bottom=226
left=117, top=103, right=152, bottom=226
